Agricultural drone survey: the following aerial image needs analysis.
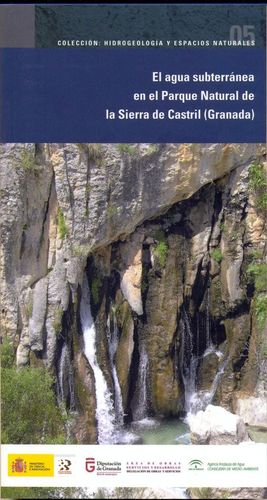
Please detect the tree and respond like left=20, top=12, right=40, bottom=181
left=1, top=365, right=66, bottom=444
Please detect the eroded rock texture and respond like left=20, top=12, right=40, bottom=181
left=0, top=143, right=266, bottom=442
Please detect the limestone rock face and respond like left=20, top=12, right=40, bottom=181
left=115, top=298, right=135, bottom=408
left=73, top=349, right=97, bottom=444
left=29, top=277, right=48, bottom=352
left=141, top=232, right=184, bottom=416
left=0, top=143, right=263, bottom=348
left=188, top=404, right=249, bottom=444
left=1, top=142, right=266, bottom=443
left=197, top=351, right=220, bottom=391
left=120, top=231, right=144, bottom=315
left=48, top=143, right=263, bottom=250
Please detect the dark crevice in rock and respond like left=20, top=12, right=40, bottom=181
left=212, top=320, right=227, bottom=346
left=62, top=148, right=75, bottom=233
left=37, top=173, right=54, bottom=260
left=19, top=229, right=26, bottom=259
left=85, top=256, right=104, bottom=321
left=224, top=301, right=250, bottom=319
left=241, top=199, right=248, bottom=222
left=108, top=269, right=120, bottom=305
left=140, top=243, right=152, bottom=317
left=126, top=319, right=140, bottom=423
left=191, top=258, right=209, bottom=310
left=55, top=301, right=75, bottom=411
left=233, top=335, right=251, bottom=375
left=35, top=143, right=46, bottom=164
left=83, top=145, right=92, bottom=222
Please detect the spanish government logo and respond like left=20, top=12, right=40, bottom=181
left=11, top=457, right=27, bottom=474
left=8, top=454, right=54, bottom=477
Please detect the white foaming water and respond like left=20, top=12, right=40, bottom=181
left=181, top=304, right=229, bottom=416
left=186, top=354, right=229, bottom=418
left=107, top=311, right=124, bottom=426
left=58, top=342, right=67, bottom=403
left=205, top=287, right=212, bottom=349
left=131, top=417, right=160, bottom=430
left=180, top=310, right=198, bottom=413
left=80, top=277, right=117, bottom=444
left=132, top=344, right=149, bottom=421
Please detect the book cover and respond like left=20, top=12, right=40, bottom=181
left=0, top=3, right=266, bottom=500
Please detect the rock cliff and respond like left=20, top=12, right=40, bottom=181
left=0, top=142, right=266, bottom=442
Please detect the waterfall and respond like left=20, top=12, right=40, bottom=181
left=132, top=343, right=149, bottom=421
left=107, top=310, right=124, bottom=426
left=80, top=277, right=117, bottom=444
left=181, top=300, right=229, bottom=416
left=181, top=309, right=198, bottom=413
left=188, top=354, right=229, bottom=414
left=205, top=287, right=211, bottom=349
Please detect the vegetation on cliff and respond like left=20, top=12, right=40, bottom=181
left=1, top=340, right=66, bottom=444
left=249, top=161, right=267, bottom=210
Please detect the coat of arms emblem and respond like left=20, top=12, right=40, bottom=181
left=12, top=458, right=27, bottom=473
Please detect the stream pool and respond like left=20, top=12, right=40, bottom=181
left=126, top=418, right=190, bottom=445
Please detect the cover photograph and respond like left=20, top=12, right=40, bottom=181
left=0, top=3, right=266, bottom=499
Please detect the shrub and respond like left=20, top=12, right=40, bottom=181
left=57, top=207, right=68, bottom=239
left=249, top=161, right=267, bottom=190
left=211, top=247, right=223, bottom=264
left=87, top=144, right=103, bottom=165
left=117, top=144, right=136, bottom=155
left=248, top=249, right=263, bottom=261
left=1, top=338, right=15, bottom=368
left=72, top=243, right=91, bottom=257
left=247, top=262, right=267, bottom=293
left=107, top=204, right=118, bottom=218
left=25, top=300, right=33, bottom=320
left=146, top=144, right=159, bottom=155
left=256, top=192, right=267, bottom=210
left=154, top=230, right=168, bottom=267
left=255, top=295, right=267, bottom=332
left=20, top=150, right=39, bottom=172
left=1, top=487, right=85, bottom=499
left=53, top=306, right=63, bottom=336
left=1, top=366, right=66, bottom=444
left=249, top=161, right=267, bottom=210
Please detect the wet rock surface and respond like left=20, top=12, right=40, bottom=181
left=1, top=143, right=266, bottom=444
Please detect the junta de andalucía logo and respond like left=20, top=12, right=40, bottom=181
left=188, top=459, right=205, bottom=471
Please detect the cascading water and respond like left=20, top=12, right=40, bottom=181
left=205, top=287, right=211, bottom=349
left=180, top=309, right=198, bottom=413
left=107, top=310, right=124, bottom=426
left=181, top=295, right=229, bottom=415
left=80, top=277, right=117, bottom=444
left=132, top=343, right=149, bottom=421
